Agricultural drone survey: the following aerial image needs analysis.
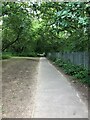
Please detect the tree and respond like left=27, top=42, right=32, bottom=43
left=2, top=2, right=89, bottom=56
left=2, top=2, right=33, bottom=54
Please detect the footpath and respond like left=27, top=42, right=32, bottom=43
left=33, top=57, right=88, bottom=118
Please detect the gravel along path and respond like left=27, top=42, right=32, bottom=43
left=2, top=57, right=39, bottom=118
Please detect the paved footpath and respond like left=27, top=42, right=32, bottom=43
left=32, top=57, right=88, bottom=118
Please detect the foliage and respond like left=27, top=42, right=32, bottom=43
left=1, top=2, right=89, bottom=85
left=2, top=2, right=34, bottom=54
left=33, top=2, right=88, bottom=52
left=2, top=52, right=12, bottom=59
left=2, top=2, right=89, bottom=57
left=49, top=57, right=89, bottom=85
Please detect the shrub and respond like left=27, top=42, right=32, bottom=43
left=49, top=57, right=89, bottom=85
left=2, top=52, right=12, bottom=59
left=17, top=52, right=37, bottom=57
left=74, top=70, right=88, bottom=79
left=50, top=57, right=56, bottom=62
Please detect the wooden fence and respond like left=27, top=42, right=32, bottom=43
left=47, top=52, right=89, bottom=69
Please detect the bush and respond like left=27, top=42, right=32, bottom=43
left=2, top=52, right=12, bottom=59
left=74, top=70, right=88, bottom=79
left=50, top=57, right=56, bottom=62
left=55, top=59, right=64, bottom=67
left=17, top=52, right=37, bottom=57
left=49, top=57, right=89, bottom=85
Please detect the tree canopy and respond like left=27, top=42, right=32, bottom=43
left=2, top=2, right=89, bottom=56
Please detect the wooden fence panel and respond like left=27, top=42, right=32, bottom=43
left=47, top=52, right=88, bottom=69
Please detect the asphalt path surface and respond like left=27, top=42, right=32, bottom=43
left=33, top=57, right=88, bottom=118
left=2, top=57, right=88, bottom=118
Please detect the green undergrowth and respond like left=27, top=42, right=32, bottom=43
left=2, top=52, right=12, bottom=59
left=2, top=52, right=38, bottom=59
left=2, top=51, right=46, bottom=58
left=49, top=57, right=89, bottom=85
left=16, top=52, right=37, bottom=57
